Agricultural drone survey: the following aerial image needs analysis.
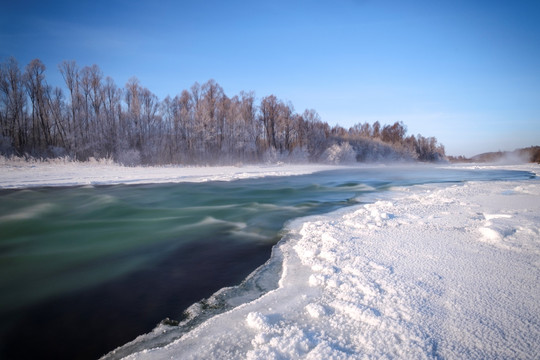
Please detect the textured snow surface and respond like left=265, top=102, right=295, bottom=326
left=0, top=159, right=340, bottom=188
left=120, top=171, right=540, bottom=359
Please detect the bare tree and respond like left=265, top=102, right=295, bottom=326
left=178, top=89, right=195, bottom=159
left=260, top=95, right=280, bottom=151
left=381, top=121, right=406, bottom=144
left=24, top=59, right=52, bottom=153
left=372, top=120, right=381, bottom=139
left=102, top=76, right=121, bottom=157
left=303, top=109, right=329, bottom=161
left=59, top=60, right=83, bottom=154
left=0, top=57, right=28, bottom=154
left=46, top=86, right=68, bottom=153
left=199, top=79, right=225, bottom=159
left=124, top=77, right=142, bottom=150
left=237, top=91, right=259, bottom=161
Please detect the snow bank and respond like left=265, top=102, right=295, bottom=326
left=0, top=158, right=341, bottom=189
left=118, top=168, right=540, bottom=359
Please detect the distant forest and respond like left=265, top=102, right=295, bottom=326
left=1, top=57, right=446, bottom=165
left=448, top=147, right=540, bottom=164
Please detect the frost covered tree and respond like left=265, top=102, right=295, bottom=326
left=381, top=122, right=406, bottom=144
left=236, top=91, right=260, bottom=161
left=372, top=121, right=381, bottom=139
left=303, top=110, right=330, bottom=161
left=24, top=59, right=50, bottom=151
left=322, top=142, right=357, bottom=164
left=101, top=76, right=121, bottom=157
left=260, top=95, right=280, bottom=151
left=0, top=57, right=28, bottom=154
left=414, top=134, right=446, bottom=162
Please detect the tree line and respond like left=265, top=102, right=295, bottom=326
left=0, top=57, right=446, bottom=165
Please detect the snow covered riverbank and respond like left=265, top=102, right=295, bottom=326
left=112, top=164, right=540, bottom=359
left=0, top=157, right=342, bottom=189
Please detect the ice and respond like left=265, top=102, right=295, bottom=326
left=105, top=164, right=540, bottom=359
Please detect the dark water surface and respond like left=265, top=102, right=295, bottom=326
left=0, top=166, right=534, bottom=359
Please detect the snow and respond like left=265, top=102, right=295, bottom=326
left=111, top=164, right=540, bottom=360
left=0, top=157, right=341, bottom=189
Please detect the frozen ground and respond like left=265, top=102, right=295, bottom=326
left=0, top=157, right=341, bottom=189
left=109, top=164, right=540, bottom=360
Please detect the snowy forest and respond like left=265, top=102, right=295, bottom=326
left=0, top=57, right=446, bottom=165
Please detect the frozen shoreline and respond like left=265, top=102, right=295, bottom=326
left=0, top=158, right=345, bottom=189
left=1, top=157, right=536, bottom=190
left=107, top=164, right=540, bottom=359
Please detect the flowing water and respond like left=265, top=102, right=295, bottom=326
left=0, top=166, right=534, bottom=359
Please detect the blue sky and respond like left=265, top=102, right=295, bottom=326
left=2, top=0, right=539, bottom=157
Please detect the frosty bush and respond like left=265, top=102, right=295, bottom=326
left=116, top=149, right=141, bottom=167
left=287, top=146, right=310, bottom=164
left=47, top=146, right=67, bottom=158
left=322, top=142, right=357, bottom=164
left=262, top=147, right=278, bottom=164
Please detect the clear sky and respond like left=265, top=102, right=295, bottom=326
left=2, top=0, right=539, bottom=157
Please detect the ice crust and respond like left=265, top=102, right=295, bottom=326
left=111, top=165, right=540, bottom=359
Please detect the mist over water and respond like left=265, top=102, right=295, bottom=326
left=0, top=166, right=534, bottom=359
